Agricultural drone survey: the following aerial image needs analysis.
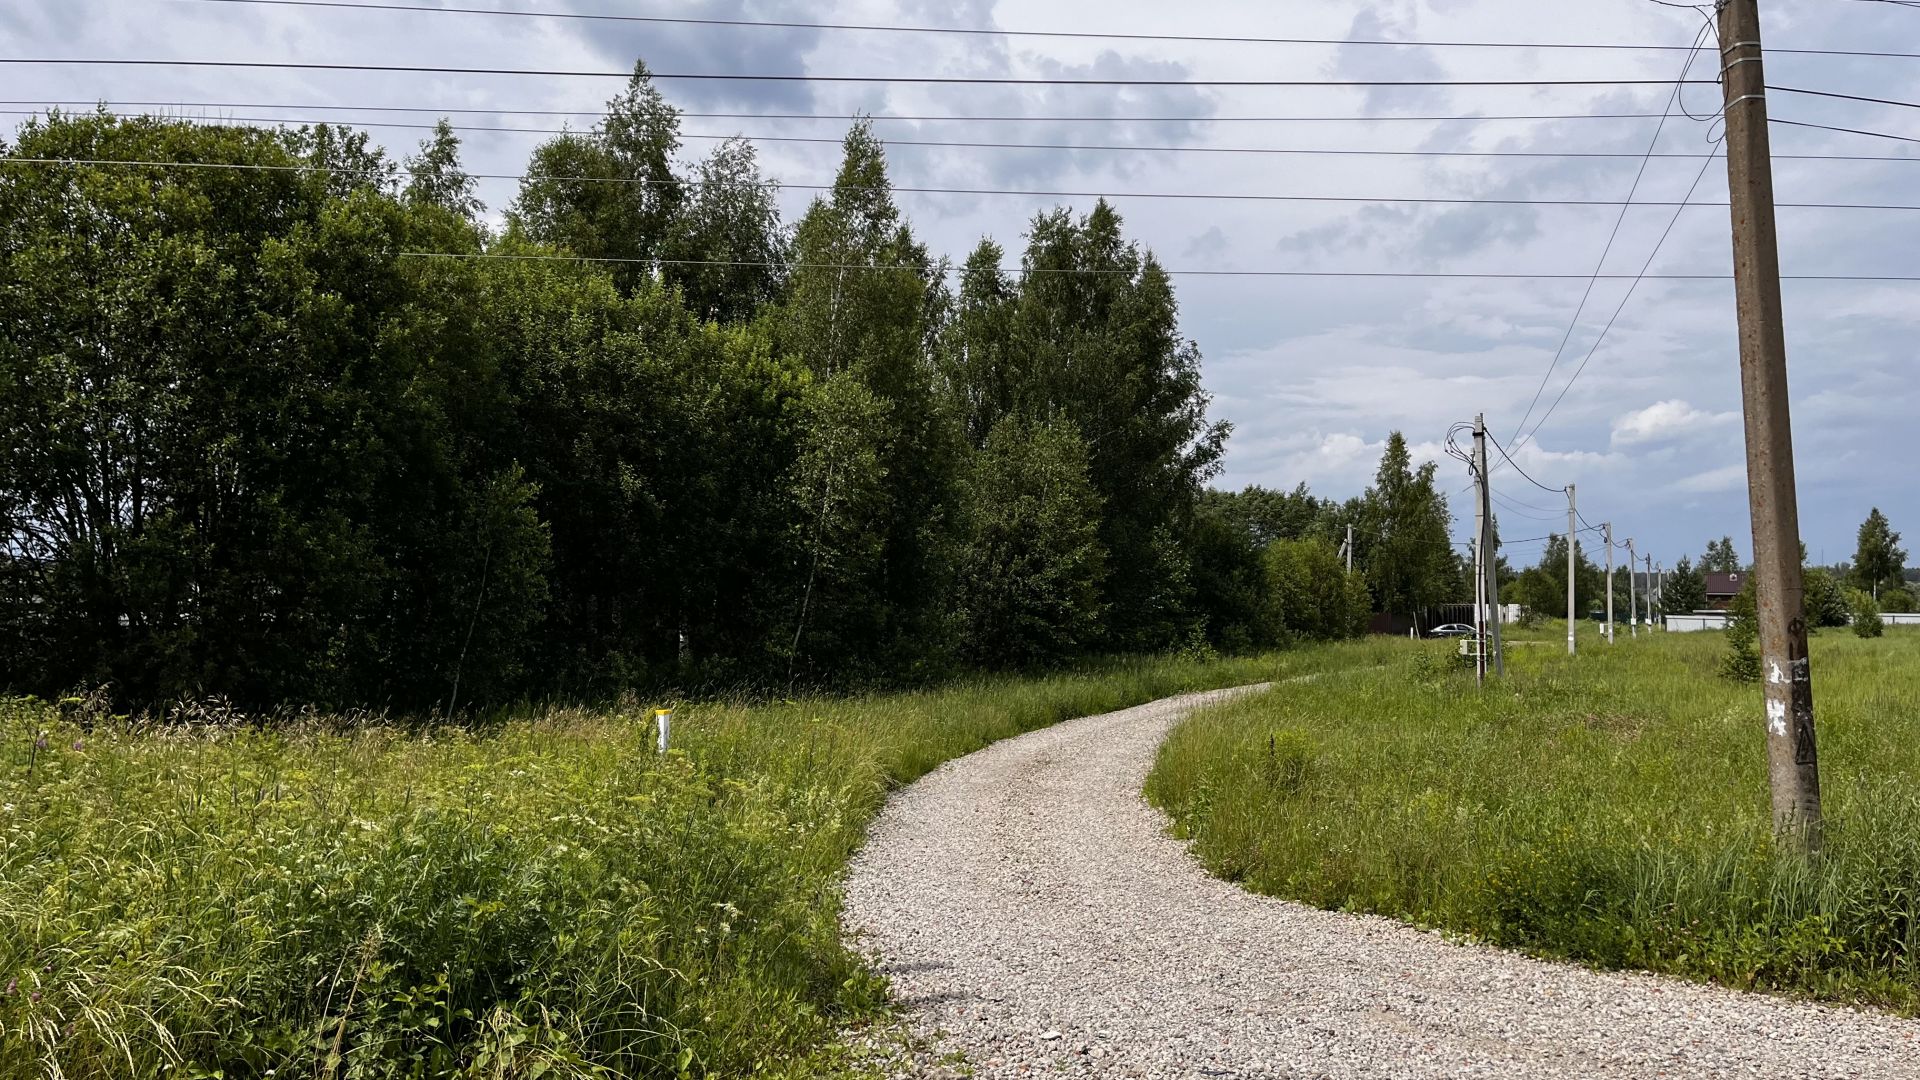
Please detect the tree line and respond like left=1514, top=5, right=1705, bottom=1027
left=1491, top=506, right=1913, bottom=630
left=1, top=63, right=1451, bottom=709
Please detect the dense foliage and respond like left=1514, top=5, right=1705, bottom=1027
left=0, top=73, right=1327, bottom=706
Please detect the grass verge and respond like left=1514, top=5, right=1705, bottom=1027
left=1147, top=627, right=1920, bottom=1011
left=1, top=650, right=1351, bottom=1079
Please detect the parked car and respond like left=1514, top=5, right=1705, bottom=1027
left=1428, top=623, right=1475, bottom=638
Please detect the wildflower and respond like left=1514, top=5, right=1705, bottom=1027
left=71, top=739, right=84, bottom=752
left=29, top=991, right=41, bottom=1003
left=33, top=734, right=47, bottom=751
left=3, top=977, right=15, bottom=996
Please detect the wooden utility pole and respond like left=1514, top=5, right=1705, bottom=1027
left=1721, top=0, right=1821, bottom=849
left=1604, top=523, right=1615, bottom=644
left=1565, top=484, right=1577, bottom=656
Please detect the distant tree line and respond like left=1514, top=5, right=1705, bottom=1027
left=0, top=65, right=1441, bottom=709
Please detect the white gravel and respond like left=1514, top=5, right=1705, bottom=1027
left=842, top=685, right=1920, bottom=1079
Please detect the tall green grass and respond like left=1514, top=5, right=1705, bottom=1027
left=0, top=651, right=1326, bottom=1079
left=1148, top=628, right=1920, bottom=1010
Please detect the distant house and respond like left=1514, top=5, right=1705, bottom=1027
left=1704, top=571, right=1747, bottom=609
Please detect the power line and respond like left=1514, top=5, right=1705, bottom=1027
left=13, top=155, right=1920, bottom=213
left=1489, top=490, right=1565, bottom=519
left=1484, top=429, right=1570, bottom=495
left=1772, top=85, right=1920, bottom=111
left=0, top=58, right=1720, bottom=88
left=1771, top=116, right=1920, bottom=143
left=1508, top=145, right=1727, bottom=459
left=1, top=100, right=1693, bottom=124
left=162, top=0, right=1920, bottom=59
left=15, top=110, right=1917, bottom=164
left=392, top=251, right=1920, bottom=282
left=1505, top=24, right=1708, bottom=456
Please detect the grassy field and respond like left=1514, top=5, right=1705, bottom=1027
left=0, top=650, right=1372, bottom=1079
left=1147, top=625, right=1920, bottom=1011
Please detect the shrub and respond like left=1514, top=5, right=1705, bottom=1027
left=1804, top=568, right=1852, bottom=629
left=1880, top=586, right=1914, bottom=614
left=1851, top=589, right=1885, bottom=638
left=1722, top=577, right=1761, bottom=682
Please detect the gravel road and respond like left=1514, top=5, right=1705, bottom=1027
left=842, top=685, right=1920, bottom=1079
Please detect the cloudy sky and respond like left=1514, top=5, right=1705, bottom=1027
left=5, top=0, right=1917, bottom=568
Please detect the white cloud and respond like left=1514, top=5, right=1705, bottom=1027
left=1610, top=400, right=1738, bottom=447
left=1673, top=464, right=1747, bottom=495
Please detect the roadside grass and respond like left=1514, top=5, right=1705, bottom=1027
left=1148, top=627, right=1920, bottom=1011
left=0, top=649, right=1363, bottom=1079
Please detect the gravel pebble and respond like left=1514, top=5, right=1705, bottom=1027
left=843, top=685, right=1920, bottom=1078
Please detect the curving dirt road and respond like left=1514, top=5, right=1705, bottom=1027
left=843, top=685, right=1920, bottom=1079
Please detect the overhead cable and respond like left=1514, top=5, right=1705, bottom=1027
left=163, top=0, right=1920, bottom=59
left=2, top=100, right=1692, bottom=124
left=0, top=58, right=1720, bottom=87
left=13, top=110, right=1916, bottom=163
left=1508, top=145, right=1727, bottom=460
left=1505, top=22, right=1711, bottom=454
left=12, top=155, right=1920, bottom=212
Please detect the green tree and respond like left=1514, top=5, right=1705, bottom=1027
left=1186, top=501, right=1274, bottom=653
left=1264, top=537, right=1370, bottom=643
left=511, top=60, right=683, bottom=294
left=1880, top=586, right=1914, bottom=614
left=1197, top=484, right=1333, bottom=548
left=1701, top=535, right=1742, bottom=573
left=1512, top=534, right=1604, bottom=618
left=939, top=239, right=1017, bottom=449
left=1722, top=576, right=1761, bottom=682
left=1360, top=433, right=1457, bottom=620
left=783, top=373, right=893, bottom=679
left=953, top=416, right=1107, bottom=667
left=0, top=112, right=546, bottom=707
left=1802, top=567, right=1851, bottom=628
left=1662, top=556, right=1707, bottom=615
left=995, top=201, right=1229, bottom=648
left=1852, top=508, right=1907, bottom=599
left=777, top=122, right=962, bottom=677
left=404, top=118, right=483, bottom=220
left=663, top=136, right=787, bottom=323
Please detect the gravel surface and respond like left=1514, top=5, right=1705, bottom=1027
left=843, top=685, right=1920, bottom=1079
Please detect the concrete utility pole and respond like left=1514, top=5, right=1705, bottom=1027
left=1472, top=507, right=1486, bottom=686
left=1720, top=0, right=1821, bottom=850
left=1604, top=523, right=1615, bottom=644
left=1472, top=415, right=1503, bottom=679
left=1480, top=424, right=1504, bottom=677
left=1345, top=524, right=1354, bottom=574
left=1646, top=554, right=1656, bottom=626
left=1565, top=484, right=1577, bottom=656
left=1626, top=538, right=1639, bottom=638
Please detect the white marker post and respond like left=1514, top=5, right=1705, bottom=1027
left=654, top=707, right=673, bottom=753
